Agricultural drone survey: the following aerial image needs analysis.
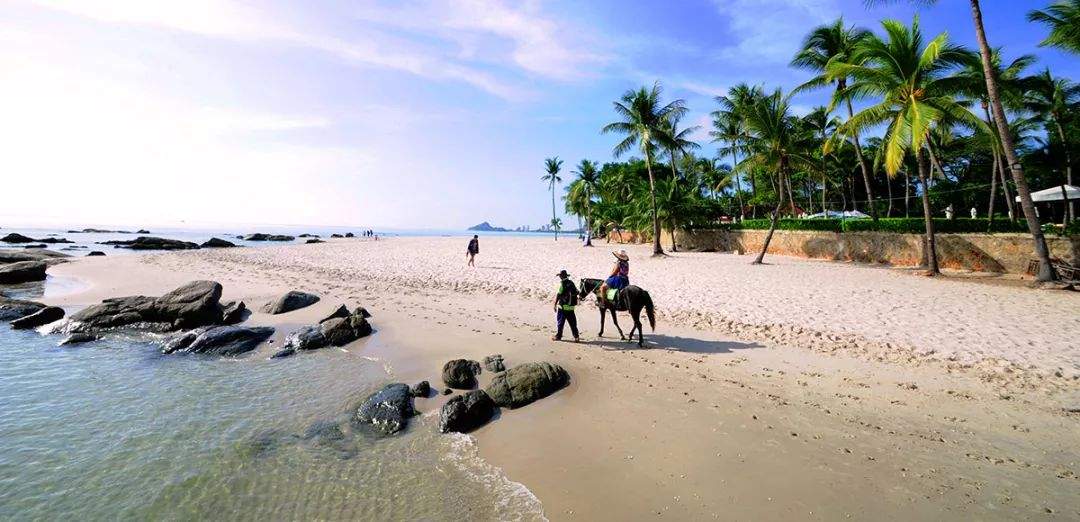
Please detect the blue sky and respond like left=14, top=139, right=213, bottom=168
left=2, top=0, right=1076, bottom=230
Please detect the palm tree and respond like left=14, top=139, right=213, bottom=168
left=712, top=83, right=764, bottom=218
left=1028, top=1, right=1080, bottom=55
left=1025, top=69, right=1079, bottom=221
left=830, top=17, right=984, bottom=275
left=542, top=157, right=563, bottom=241
left=571, top=159, right=601, bottom=245
left=867, top=0, right=1058, bottom=281
left=602, top=81, right=688, bottom=256
left=661, top=114, right=701, bottom=182
left=550, top=217, right=563, bottom=237
left=802, top=107, right=841, bottom=216
left=792, top=18, right=879, bottom=220
left=737, top=88, right=814, bottom=264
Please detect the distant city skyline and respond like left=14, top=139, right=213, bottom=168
left=2, top=1, right=1076, bottom=230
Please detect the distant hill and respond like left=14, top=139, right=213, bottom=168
left=467, top=222, right=510, bottom=232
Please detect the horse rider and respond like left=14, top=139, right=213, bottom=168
left=598, top=249, right=629, bottom=307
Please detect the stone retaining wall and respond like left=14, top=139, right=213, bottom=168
left=608, top=229, right=1079, bottom=274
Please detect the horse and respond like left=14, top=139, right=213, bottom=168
left=578, top=278, right=656, bottom=347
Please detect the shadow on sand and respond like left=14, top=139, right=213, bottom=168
left=582, top=334, right=764, bottom=354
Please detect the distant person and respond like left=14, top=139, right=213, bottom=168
left=970, top=207, right=977, bottom=219
left=945, top=204, right=954, bottom=220
left=552, top=270, right=580, bottom=342
left=466, top=235, right=479, bottom=267
left=597, top=250, right=629, bottom=307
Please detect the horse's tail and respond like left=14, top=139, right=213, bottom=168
left=643, top=291, right=656, bottom=331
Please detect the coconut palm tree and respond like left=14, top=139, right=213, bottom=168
left=570, top=159, right=601, bottom=245
left=542, top=157, right=563, bottom=241
left=792, top=18, right=879, bottom=220
left=1024, top=69, right=1079, bottom=221
left=661, top=114, right=701, bottom=182
left=867, top=0, right=1058, bottom=281
left=802, top=106, right=841, bottom=216
left=737, top=88, right=815, bottom=264
left=1028, top=1, right=1080, bottom=55
left=712, top=84, right=764, bottom=218
left=829, top=17, right=985, bottom=274
left=602, top=81, right=688, bottom=256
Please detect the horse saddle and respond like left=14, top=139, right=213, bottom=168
left=605, top=288, right=619, bottom=301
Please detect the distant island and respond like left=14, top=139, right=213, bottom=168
left=468, top=222, right=582, bottom=234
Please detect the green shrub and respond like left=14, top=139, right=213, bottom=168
left=725, top=217, right=1032, bottom=234
left=731, top=219, right=843, bottom=232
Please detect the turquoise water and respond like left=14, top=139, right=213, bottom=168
left=0, top=281, right=543, bottom=521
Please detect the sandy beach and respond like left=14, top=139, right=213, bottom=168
left=43, top=236, right=1080, bottom=520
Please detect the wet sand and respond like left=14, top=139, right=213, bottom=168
left=44, top=236, right=1080, bottom=520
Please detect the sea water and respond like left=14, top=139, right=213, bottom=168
left=0, top=279, right=544, bottom=521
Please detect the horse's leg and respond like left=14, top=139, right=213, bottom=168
left=628, top=303, right=643, bottom=346
left=609, top=307, right=625, bottom=340
left=598, top=307, right=606, bottom=337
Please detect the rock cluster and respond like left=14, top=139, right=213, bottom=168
left=243, top=233, right=294, bottom=241
left=2, top=233, right=72, bottom=244
left=442, top=359, right=482, bottom=389
left=162, top=326, right=274, bottom=356
left=0, top=297, right=46, bottom=321
left=200, top=237, right=237, bottom=248
left=100, top=236, right=199, bottom=250
left=272, top=306, right=372, bottom=358
left=353, top=383, right=415, bottom=436
left=69, top=280, right=227, bottom=331
left=0, top=261, right=47, bottom=284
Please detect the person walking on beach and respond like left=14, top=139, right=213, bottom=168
left=553, top=270, right=580, bottom=342
left=466, top=235, right=479, bottom=267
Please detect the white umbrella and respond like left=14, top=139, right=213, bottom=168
left=1016, top=185, right=1080, bottom=203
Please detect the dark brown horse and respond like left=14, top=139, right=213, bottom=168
left=578, top=278, right=656, bottom=347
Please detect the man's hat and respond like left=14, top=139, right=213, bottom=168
left=557, top=269, right=569, bottom=278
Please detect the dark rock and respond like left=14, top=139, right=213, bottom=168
left=86, top=251, right=106, bottom=257
left=153, top=280, right=223, bottom=329
left=484, top=362, right=570, bottom=409
left=220, top=301, right=248, bottom=325
left=160, top=328, right=207, bottom=354
left=23, top=244, right=46, bottom=249
left=319, top=304, right=350, bottom=323
left=298, top=234, right=320, bottom=238
left=60, top=333, right=99, bottom=346
left=0, top=297, right=46, bottom=321
left=1, top=233, right=35, bottom=243
left=35, top=237, right=73, bottom=244
left=320, top=314, right=372, bottom=346
left=100, top=236, right=199, bottom=250
left=283, top=325, right=328, bottom=351
left=0, top=261, right=47, bottom=284
left=164, top=326, right=274, bottom=356
left=200, top=237, right=237, bottom=248
left=483, top=354, right=506, bottom=373
left=344, top=232, right=355, bottom=238
left=69, top=228, right=134, bottom=234
left=353, top=383, right=415, bottom=436
left=270, top=346, right=295, bottom=359
left=442, top=359, right=482, bottom=389
left=243, top=233, right=294, bottom=242
left=0, top=250, right=70, bottom=264
left=330, top=234, right=344, bottom=238
left=305, top=239, right=324, bottom=244
left=442, top=388, right=453, bottom=396
left=410, top=381, right=431, bottom=398
left=136, top=229, right=150, bottom=234
left=261, top=291, right=320, bottom=314
left=439, top=390, right=496, bottom=433
left=11, top=306, right=65, bottom=329
left=69, top=295, right=157, bottom=331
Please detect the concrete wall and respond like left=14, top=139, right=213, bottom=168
left=609, top=228, right=1079, bottom=274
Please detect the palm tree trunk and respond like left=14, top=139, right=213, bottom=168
left=904, top=165, right=911, bottom=217
left=786, top=171, right=797, bottom=216
left=644, top=152, right=664, bottom=256
left=754, top=162, right=787, bottom=265
left=845, top=97, right=878, bottom=221
left=584, top=199, right=593, bottom=247
left=987, top=149, right=999, bottom=224
left=730, top=151, right=745, bottom=220
left=968, top=0, right=1056, bottom=281
left=551, top=182, right=558, bottom=241
left=822, top=172, right=828, bottom=217
left=927, top=142, right=947, bottom=181
left=886, top=170, right=894, bottom=217
left=917, top=147, right=939, bottom=274
left=1053, top=119, right=1074, bottom=222
left=998, top=156, right=1016, bottom=221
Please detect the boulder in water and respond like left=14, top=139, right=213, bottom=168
left=60, top=333, right=99, bottom=346
left=0, top=261, right=47, bottom=284
left=319, top=304, right=350, bottom=323
left=353, top=383, right=415, bottom=436
left=283, top=325, right=328, bottom=351
left=320, top=313, right=372, bottom=346
left=165, top=326, right=274, bottom=356
left=438, top=390, right=496, bottom=434
left=442, top=359, right=482, bottom=389
left=200, top=237, right=237, bottom=248
left=330, top=233, right=344, bottom=238
left=344, top=232, right=355, bottom=238
left=69, top=295, right=158, bottom=331
left=10, top=306, right=64, bottom=329
left=243, top=233, right=294, bottom=242
left=304, top=238, right=324, bottom=244
left=1, top=233, right=35, bottom=243
left=100, top=236, right=199, bottom=250
left=153, top=280, right=223, bottom=329
left=483, top=354, right=506, bottom=373
left=484, top=362, right=570, bottom=409
left=0, top=297, right=46, bottom=321
left=261, top=291, right=320, bottom=314
left=86, top=251, right=106, bottom=257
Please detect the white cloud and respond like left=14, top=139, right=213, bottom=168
left=711, top=0, right=840, bottom=65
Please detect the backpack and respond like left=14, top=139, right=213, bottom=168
left=558, top=279, right=578, bottom=307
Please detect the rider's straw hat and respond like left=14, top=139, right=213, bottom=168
left=613, top=250, right=629, bottom=261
